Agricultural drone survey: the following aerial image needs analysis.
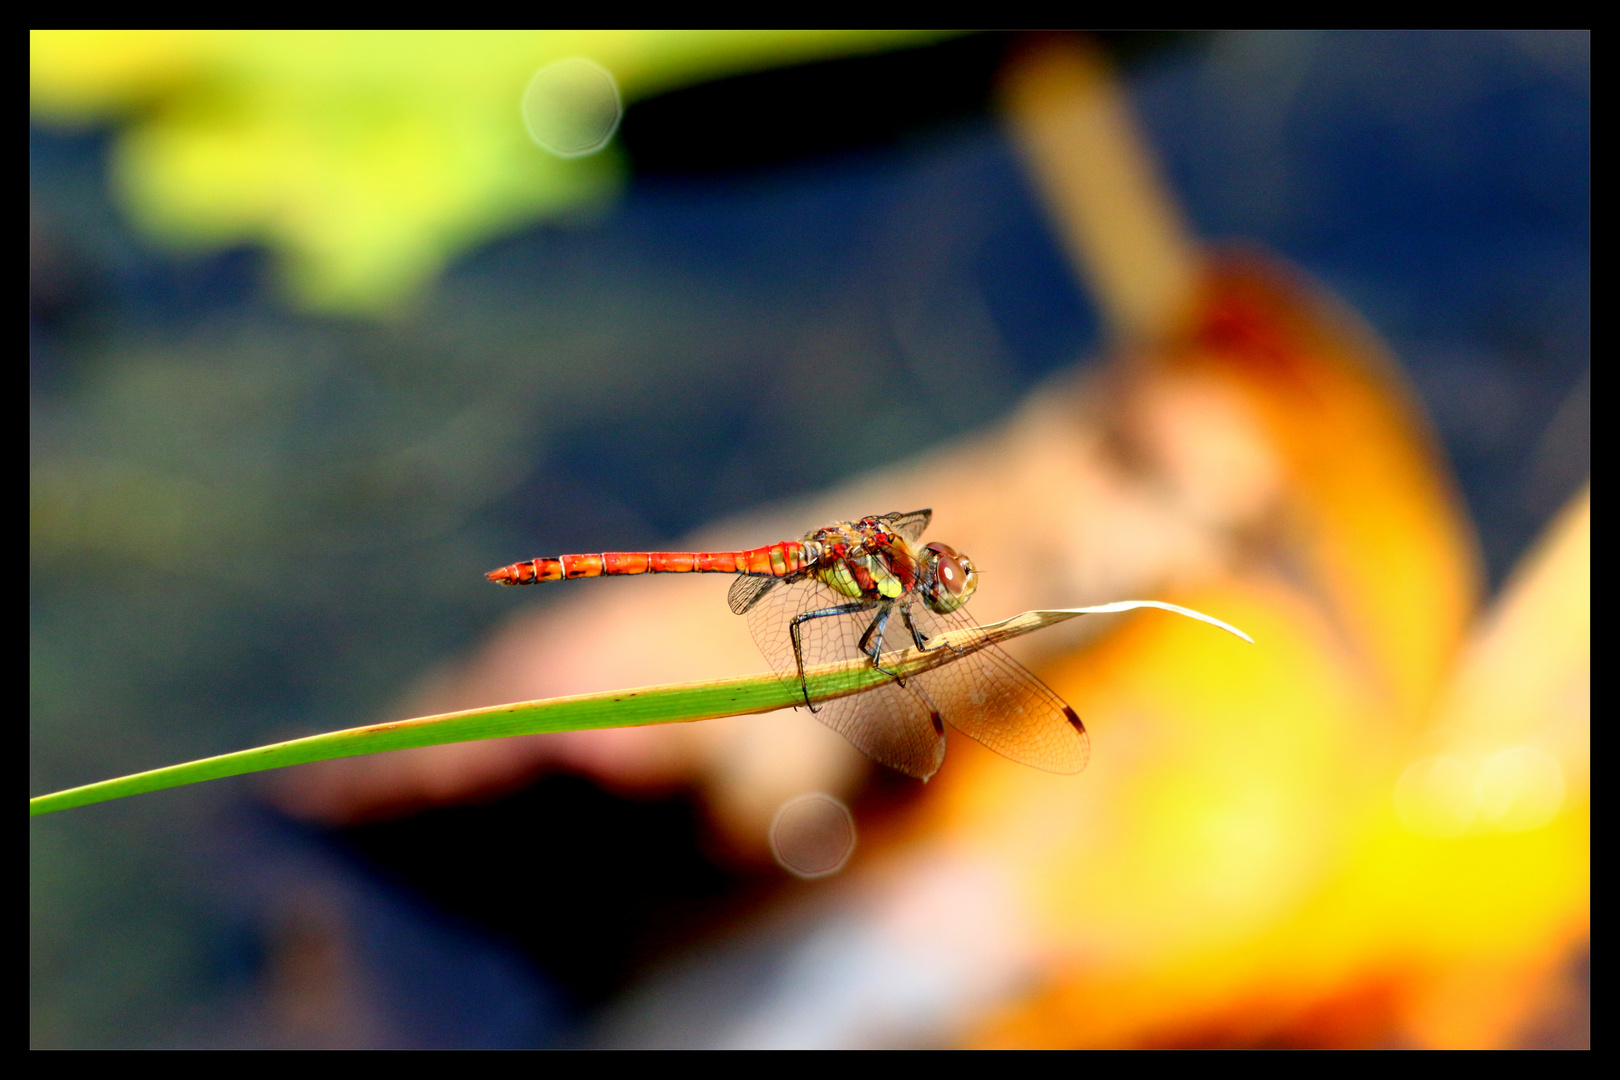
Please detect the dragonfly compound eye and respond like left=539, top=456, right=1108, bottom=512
left=923, top=542, right=976, bottom=613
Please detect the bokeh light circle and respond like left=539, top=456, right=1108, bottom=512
left=1477, top=746, right=1565, bottom=832
left=769, top=793, right=857, bottom=879
left=522, top=58, right=622, bottom=158
left=1395, top=755, right=1478, bottom=838
left=1395, top=747, right=1566, bottom=838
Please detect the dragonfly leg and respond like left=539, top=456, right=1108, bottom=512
left=790, top=602, right=874, bottom=713
left=902, top=606, right=964, bottom=656
left=858, top=606, right=905, bottom=686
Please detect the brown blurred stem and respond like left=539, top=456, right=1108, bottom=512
left=998, top=33, right=1200, bottom=348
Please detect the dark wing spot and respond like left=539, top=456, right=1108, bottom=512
left=1063, top=706, right=1086, bottom=734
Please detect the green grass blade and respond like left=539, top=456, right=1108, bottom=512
left=29, top=602, right=1249, bottom=817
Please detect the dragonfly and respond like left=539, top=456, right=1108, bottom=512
left=486, top=510, right=1087, bottom=781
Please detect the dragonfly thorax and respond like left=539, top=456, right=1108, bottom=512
left=800, top=518, right=978, bottom=614
left=804, top=520, right=909, bottom=602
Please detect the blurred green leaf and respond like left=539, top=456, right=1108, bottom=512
left=30, top=31, right=954, bottom=312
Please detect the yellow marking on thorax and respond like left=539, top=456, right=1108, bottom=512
left=821, top=560, right=864, bottom=599
left=864, top=554, right=905, bottom=599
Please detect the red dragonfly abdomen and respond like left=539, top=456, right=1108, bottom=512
left=486, top=540, right=813, bottom=586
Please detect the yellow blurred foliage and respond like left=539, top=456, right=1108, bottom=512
left=944, top=45, right=1586, bottom=1043
left=946, top=260, right=1588, bottom=1049
left=30, top=30, right=945, bottom=313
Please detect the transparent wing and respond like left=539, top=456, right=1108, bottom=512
left=901, top=601, right=1090, bottom=775
left=881, top=509, right=933, bottom=543
left=743, top=577, right=946, bottom=780
left=728, top=574, right=778, bottom=615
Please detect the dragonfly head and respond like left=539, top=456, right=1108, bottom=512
left=919, top=541, right=978, bottom=614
